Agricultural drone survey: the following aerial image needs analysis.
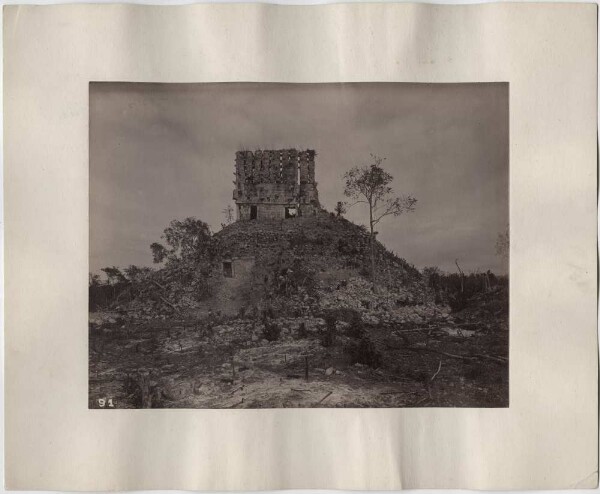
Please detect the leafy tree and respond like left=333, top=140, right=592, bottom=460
left=150, top=243, right=168, bottom=264
left=89, top=273, right=101, bottom=287
left=343, top=154, right=417, bottom=283
left=149, top=217, right=217, bottom=301
left=101, top=266, right=126, bottom=285
left=150, top=218, right=214, bottom=265
left=124, top=265, right=153, bottom=283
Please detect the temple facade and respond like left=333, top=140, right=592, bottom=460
left=232, top=149, right=320, bottom=221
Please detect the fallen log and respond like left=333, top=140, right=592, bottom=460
left=393, top=326, right=444, bottom=333
left=430, top=360, right=443, bottom=381
left=151, top=279, right=168, bottom=291
left=158, top=295, right=179, bottom=312
left=388, top=344, right=507, bottom=365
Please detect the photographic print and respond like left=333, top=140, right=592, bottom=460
left=89, top=82, right=509, bottom=408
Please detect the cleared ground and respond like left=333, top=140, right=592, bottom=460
left=89, top=288, right=508, bottom=408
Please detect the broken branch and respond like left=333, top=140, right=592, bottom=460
left=388, top=344, right=507, bottom=365
left=430, top=360, right=443, bottom=382
left=317, top=391, right=333, bottom=404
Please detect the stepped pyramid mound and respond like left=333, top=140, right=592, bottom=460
left=120, top=149, right=429, bottom=319
left=116, top=211, right=429, bottom=321
left=215, top=214, right=420, bottom=281
left=200, top=149, right=427, bottom=317
left=210, top=213, right=426, bottom=318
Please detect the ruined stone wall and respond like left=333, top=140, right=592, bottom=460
left=238, top=204, right=288, bottom=221
left=232, top=257, right=255, bottom=278
left=233, top=149, right=320, bottom=219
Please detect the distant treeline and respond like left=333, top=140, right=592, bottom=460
left=90, top=262, right=508, bottom=314
left=89, top=266, right=154, bottom=311
left=423, top=266, right=508, bottom=311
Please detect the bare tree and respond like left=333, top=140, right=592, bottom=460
left=495, top=227, right=509, bottom=262
left=221, top=204, right=235, bottom=226
left=334, top=201, right=347, bottom=217
left=454, top=259, right=464, bottom=293
left=343, top=154, right=417, bottom=283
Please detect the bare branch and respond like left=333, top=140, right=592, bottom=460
left=454, top=259, right=464, bottom=276
left=430, top=360, right=443, bottom=382
left=345, top=199, right=369, bottom=208
left=372, top=196, right=417, bottom=225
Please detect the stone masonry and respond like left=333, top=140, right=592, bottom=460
left=233, top=149, right=320, bottom=221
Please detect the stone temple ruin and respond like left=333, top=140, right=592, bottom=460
left=233, top=149, right=320, bottom=221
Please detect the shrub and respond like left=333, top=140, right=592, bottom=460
left=321, top=307, right=360, bottom=323
left=448, top=292, right=469, bottom=312
left=345, top=312, right=364, bottom=339
left=345, top=337, right=382, bottom=368
left=124, top=372, right=160, bottom=408
left=262, top=320, right=281, bottom=341
left=462, top=363, right=482, bottom=380
left=297, top=322, right=308, bottom=338
left=359, top=265, right=371, bottom=278
left=321, top=314, right=336, bottom=347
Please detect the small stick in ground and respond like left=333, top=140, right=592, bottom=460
left=229, top=398, right=244, bottom=408
left=304, top=356, right=309, bottom=381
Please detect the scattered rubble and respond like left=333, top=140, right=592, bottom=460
left=90, top=214, right=508, bottom=408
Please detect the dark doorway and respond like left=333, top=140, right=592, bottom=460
left=222, top=261, right=233, bottom=278
left=250, top=205, right=257, bottom=220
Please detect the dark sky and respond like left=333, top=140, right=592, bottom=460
left=90, top=82, right=508, bottom=276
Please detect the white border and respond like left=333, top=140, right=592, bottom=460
left=1, top=1, right=597, bottom=492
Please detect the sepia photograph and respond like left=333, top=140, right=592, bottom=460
left=89, top=82, right=509, bottom=408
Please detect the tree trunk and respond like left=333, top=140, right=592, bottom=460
left=455, top=259, right=464, bottom=293
left=369, top=204, right=376, bottom=287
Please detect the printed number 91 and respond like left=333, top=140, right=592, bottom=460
left=98, top=398, right=115, bottom=408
